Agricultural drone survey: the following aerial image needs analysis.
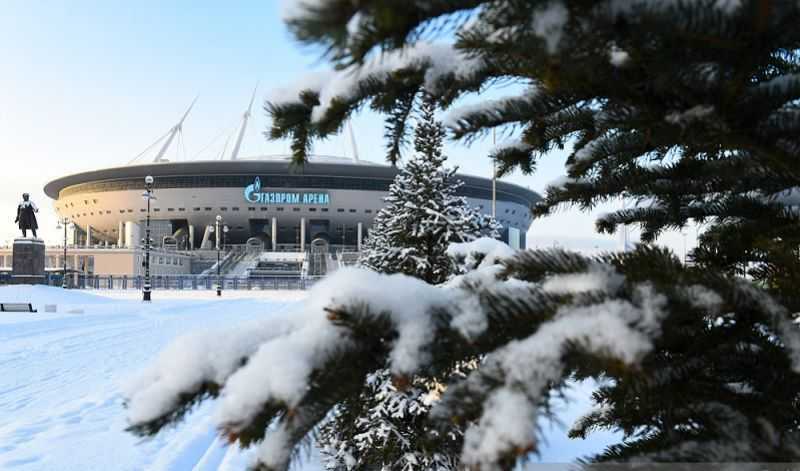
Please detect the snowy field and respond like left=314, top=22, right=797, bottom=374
left=0, top=286, right=312, bottom=470
left=0, top=286, right=616, bottom=470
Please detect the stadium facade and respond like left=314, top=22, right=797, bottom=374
left=43, top=155, right=540, bottom=254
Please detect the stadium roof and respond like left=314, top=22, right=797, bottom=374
left=43, top=155, right=540, bottom=208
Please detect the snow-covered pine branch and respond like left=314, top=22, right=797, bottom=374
left=268, top=42, right=482, bottom=124
left=123, top=244, right=799, bottom=470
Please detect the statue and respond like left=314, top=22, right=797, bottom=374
left=15, top=193, right=39, bottom=238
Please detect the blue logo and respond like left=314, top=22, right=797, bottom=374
left=244, top=177, right=330, bottom=205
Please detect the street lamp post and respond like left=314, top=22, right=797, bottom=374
left=214, top=215, right=221, bottom=297
left=57, top=217, right=70, bottom=288
left=213, top=215, right=229, bottom=297
left=142, top=175, right=155, bottom=302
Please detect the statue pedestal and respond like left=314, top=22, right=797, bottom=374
left=11, top=238, right=46, bottom=285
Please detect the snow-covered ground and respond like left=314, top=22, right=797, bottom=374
left=0, top=286, right=617, bottom=470
left=0, top=286, right=313, bottom=470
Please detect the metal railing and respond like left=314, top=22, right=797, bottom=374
left=0, top=273, right=321, bottom=291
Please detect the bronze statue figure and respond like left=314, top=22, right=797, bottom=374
left=15, top=193, right=39, bottom=238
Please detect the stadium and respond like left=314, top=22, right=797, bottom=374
left=29, top=98, right=540, bottom=280
left=43, top=155, right=539, bottom=253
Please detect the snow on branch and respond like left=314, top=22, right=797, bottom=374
left=456, top=284, right=668, bottom=467
left=265, top=70, right=335, bottom=108
left=443, top=89, right=541, bottom=135
left=531, top=1, right=569, bottom=53
left=122, top=314, right=303, bottom=427
left=266, top=41, right=484, bottom=124
left=447, top=237, right=515, bottom=271
left=126, top=246, right=765, bottom=470
left=280, top=0, right=334, bottom=21
left=213, top=269, right=452, bottom=430
left=664, top=105, right=715, bottom=126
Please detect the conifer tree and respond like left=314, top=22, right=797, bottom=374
left=359, top=94, right=499, bottom=284
left=317, top=95, right=496, bottom=471
left=126, top=3, right=800, bottom=469
left=318, top=368, right=463, bottom=471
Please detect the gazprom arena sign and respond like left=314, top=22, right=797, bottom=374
left=244, top=177, right=330, bottom=205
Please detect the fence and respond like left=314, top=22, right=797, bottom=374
left=2, top=273, right=321, bottom=291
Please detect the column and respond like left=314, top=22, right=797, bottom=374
left=124, top=221, right=140, bottom=248
left=188, top=225, right=195, bottom=251
left=357, top=222, right=363, bottom=252
left=200, top=225, right=211, bottom=250
left=271, top=217, right=277, bottom=251
left=86, top=225, right=93, bottom=248
left=300, top=217, right=306, bottom=252
left=118, top=221, right=124, bottom=247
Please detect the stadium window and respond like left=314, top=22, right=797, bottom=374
left=292, top=208, right=300, bottom=212
left=204, top=207, right=212, bottom=211
left=178, top=208, right=186, bottom=212
left=260, top=207, right=268, bottom=211
left=309, top=208, right=317, bottom=212
left=193, top=207, right=201, bottom=211
left=505, top=209, right=509, bottom=213
left=321, top=208, right=329, bottom=212
left=220, top=207, right=227, bottom=211
left=167, top=208, right=175, bottom=212
left=90, top=212, right=94, bottom=216
left=153, top=208, right=160, bottom=212
left=158, top=256, right=164, bottom=264
left=349, top=209, right=356, bottom=213
left=511, top=210, right=516, bottom=214
left=106, top=210, right=111, bottom=214
left=276, top=207, right=284, bottom=212
left=337, top=208, right=345, bottom=213
left=248, top=207, right=256, bottom=212
left=365, top=209, right=372, bottom=214
left=232, top=207, right=240, bottom=211
left=84, top=200, right=88, bottom=205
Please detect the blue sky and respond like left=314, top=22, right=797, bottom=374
left=0, top=1, right=695, bottom=254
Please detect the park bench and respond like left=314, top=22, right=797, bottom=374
left=0, top=303, right=37, bottom=313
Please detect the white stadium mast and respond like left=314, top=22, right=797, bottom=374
left=347, top=120, right=360, bottom=163
left=153, top=96, right=198, bottom=163
left=229, top=84, right=258, bottom=161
